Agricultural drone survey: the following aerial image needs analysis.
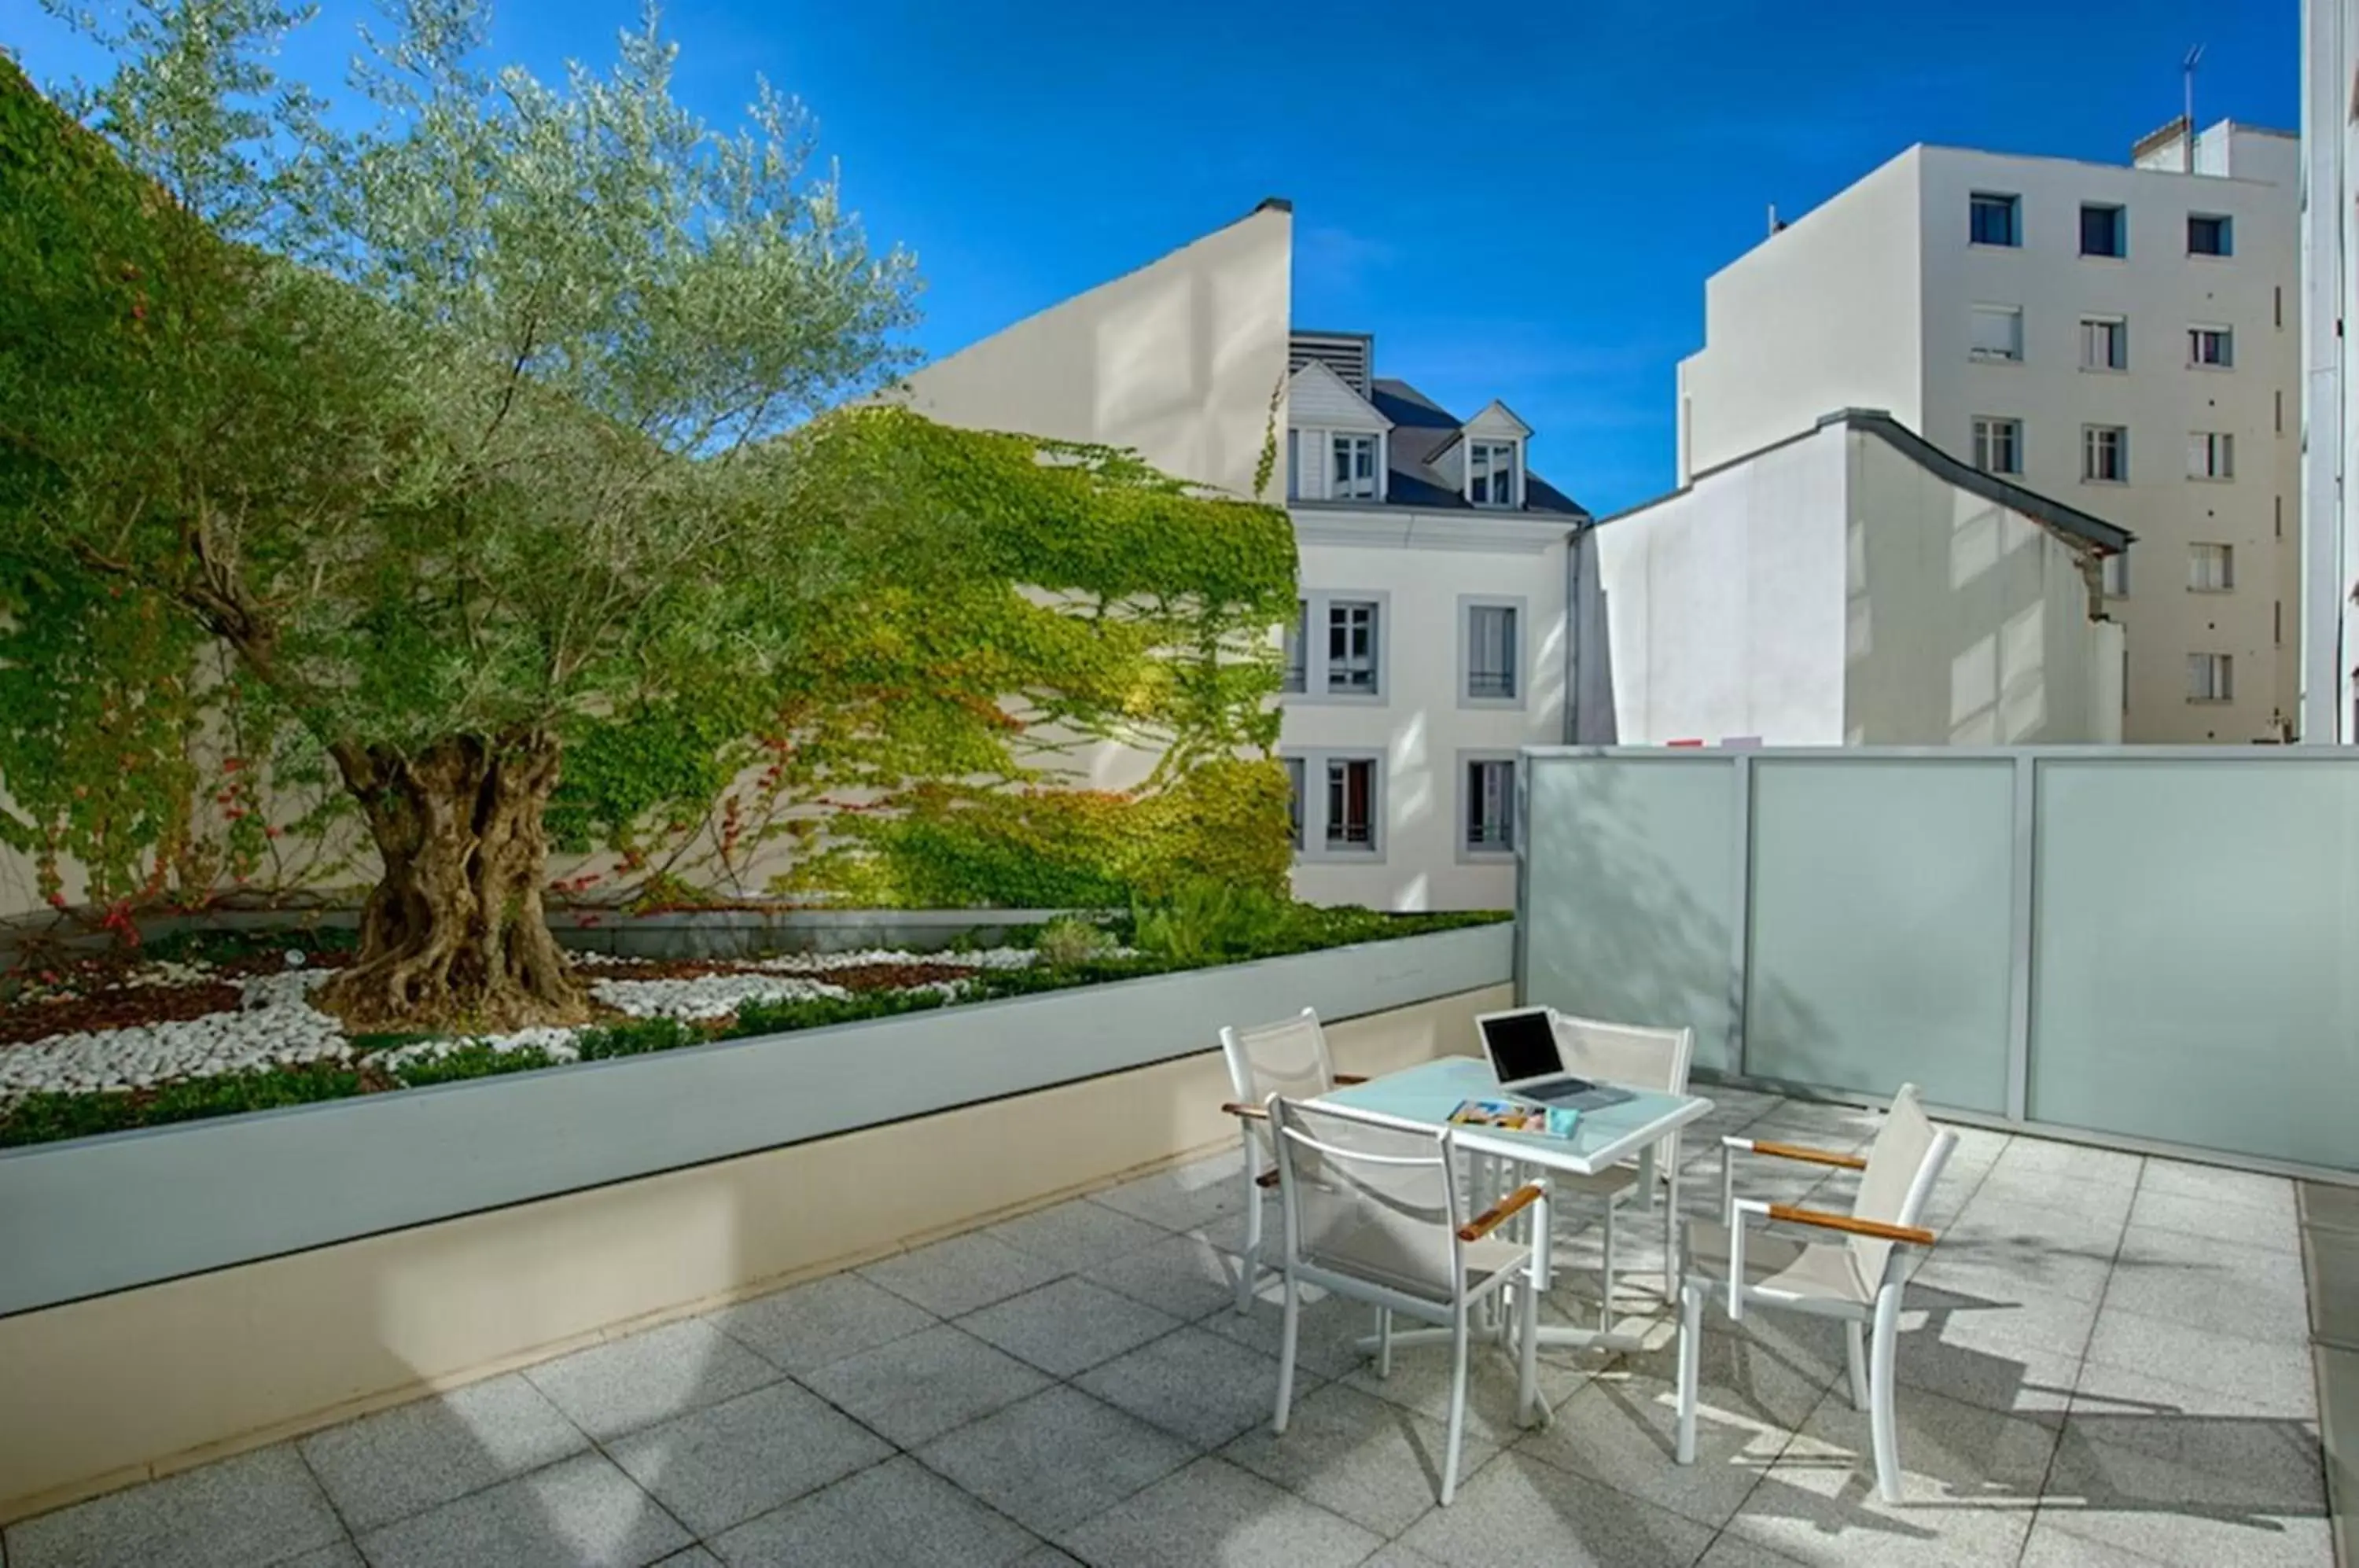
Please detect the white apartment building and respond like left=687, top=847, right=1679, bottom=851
left=900, top=201, right=1586, bottom=911
left=1677, top=123, right=2301, bottom=744
left=2301, top=0, right=2359, bottom=742
left=1276, top=332, right=1585, bottom=909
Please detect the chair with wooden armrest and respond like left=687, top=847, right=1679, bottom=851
left=1218, top=1010, right=1358, bottom=1314
left=1675, top=1084, right=1956, bottom=1503
left=1267, top=1096, right=1549, bottom=1505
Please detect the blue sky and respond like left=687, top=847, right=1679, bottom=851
left=9, top=0, right=2295, bottom=513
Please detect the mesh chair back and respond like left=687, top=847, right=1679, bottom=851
left=1271, top=1099, right=1464, bottom=1304
left=1222, top=1010, right=1335, bottom=1109
left=1847, top=1083, right=1951, bottom=1285
left=1551, top=1013, right=1695, bottom=1163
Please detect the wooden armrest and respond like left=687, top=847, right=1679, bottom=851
left=1223, top=1101, right=1269, bottom=1121
left=1458, top=1182, right=1546, bottom=1242
left=1724, top=1135, right=1867, bottom=1171
left=1333, top=1073, right=1369, bottom=1086
left=1764, top=1203, right=1935, bottom=1246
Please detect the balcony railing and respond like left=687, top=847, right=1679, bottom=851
left=1516, top=745, right=2359, bottom=1176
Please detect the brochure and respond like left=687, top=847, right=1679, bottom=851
left=1447, top=1098, right=1580, bottom=1139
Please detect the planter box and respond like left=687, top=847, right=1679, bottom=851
left=0, top=922, right=1511, bottom=1317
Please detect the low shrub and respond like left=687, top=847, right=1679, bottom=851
left=388, top=1043, right=560, bottom=1087
left=0, top=1062, right=363, bottom=1148
left=1032, top=915, right=1113, bottom=968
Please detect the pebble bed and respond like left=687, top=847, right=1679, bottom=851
left=0, top=947, right=1045, bottom=1106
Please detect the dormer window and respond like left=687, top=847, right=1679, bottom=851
left=1468, top=441, right=1519, bottom=508
left=1331, top=433, right=1380, bottom=500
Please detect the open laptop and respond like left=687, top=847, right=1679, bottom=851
left=1475, top=1007, right=1636, bottom=1108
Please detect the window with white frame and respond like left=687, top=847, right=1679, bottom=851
left=1972, top=416, right=2023, bottom=475
left=1289, top=591, right=1387, bottom=701
left=1324, top=756, right=1378, bottom=850
left=2188, top=432, right=2235, bottom=480
left=1280, top=600, right=1306, bottom=692
left=2101, top=551, right=2129, bottom=597
left=2082, top=424, right=2128, bottom=482
left=2188, top=542, right=2235, bottom=592
left=2188, top=652, right=2233, bottom=702
left=1464, top=602, right=1518, bottom=701
left=1970, top=191, right=2020, bottom=246
left=1468, top=441, right=1518, bottom=507
left=1326, top=599, right=1379, bottom=694
left=1285, top=431, right=1301, bottom=500
left=1463, top=757, right=1514, bottom=855
left=1283, top=756, right=1305, bottom=849
left=2188, top=213, right=2232, bottom=256
left=2080, top=315, right=2128, bottom=370
left=1330, top=432, right=1379, bottom=499
left=1969, top=304, right=2023, bottom=362
left=2188, top=325, right=2234, bottom=367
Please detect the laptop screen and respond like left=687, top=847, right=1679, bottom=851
left=1479, top=1010, right=1562, bottom=1084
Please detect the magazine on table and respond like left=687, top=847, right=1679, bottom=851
left=1447, top=1098, right=1581, bottom=1139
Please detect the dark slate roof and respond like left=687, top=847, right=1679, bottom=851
left=1327, top=378, right=1588, bottom=517
left=1595, top=407, right=2133, bottom=555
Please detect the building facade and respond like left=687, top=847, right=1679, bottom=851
left=1593, top=410, right=2129, bottom=746
left=1678, top=125, right=2301, bottom=744
left=1275, top=333, right=1587, bottom=910
left=2301, top=0, right=2359, bottom=742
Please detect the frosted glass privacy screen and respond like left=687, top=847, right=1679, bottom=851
left=1743, top=758, right=2015, bottom=1112
left=1521, top=756, right=1741, bottom=1073
left=2030, top=757, right=2359, bottom=1169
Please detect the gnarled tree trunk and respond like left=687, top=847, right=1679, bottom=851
left=320, top=731, right=589, bottom=1031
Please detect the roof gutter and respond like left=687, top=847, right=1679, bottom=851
left=1565, top=525, right=1586, bottom=743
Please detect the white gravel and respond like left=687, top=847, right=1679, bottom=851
left=0, top=945, right=1039, bottom=1106
left=0, top=972, right=347, bottom=1102
left=587, top=973, right=853, bottom=1021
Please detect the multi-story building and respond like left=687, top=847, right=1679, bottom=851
left=2300, top=0, right=2359, bottom=742
left=1676, top=122, right=2301, bottom=743
left=1275, top=331, right=1586, bottom=908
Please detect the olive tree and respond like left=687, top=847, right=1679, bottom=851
left=3, top=0, right=922, bottom=1026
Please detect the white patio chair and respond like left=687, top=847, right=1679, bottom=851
left=1674, top=1083, right=1957, bottom=1503
left=1217, top=1010, right=1365, bottom=1314
left=1546, top=1011, right=1696, bottom=1326
left=1265, top=1095, right=1548, bottom=1506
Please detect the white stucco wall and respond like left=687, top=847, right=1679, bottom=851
left=1840, top=428, right=2100, bottom=744
left=1592, top=425, right=1853, bottom=745
left=2301, top=6, right=2359, bottom=742
left=1911, top=142, right=2299, bottom=743
left=900, top=202, right=1294, bottom=501
left=1282, top=516, right=1571, bottom=911
left=1677, top=151, right=1927, bottom=482
left=892, top=202, right=1295, bottom=804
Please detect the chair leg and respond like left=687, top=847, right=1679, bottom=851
left=1272, top=1272, right=1301, bottom=1434
left=1376, top=1306, right=1393, bottom=1379
left=1845, top=1320, right=1870, bottom=1412
left=1235, top=1153, right=1263, bottom=1316
left=1675, top=1279, right=1704, bottom=1465
left=1440, top=1306, right=1471, bottom=1506
left=1515, top=1272, right=1541, bottom=1426
left=1868, top=1286, right=1904, bottom=1503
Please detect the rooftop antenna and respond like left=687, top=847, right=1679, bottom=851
left=2182, top=44, right=2205, bottom=172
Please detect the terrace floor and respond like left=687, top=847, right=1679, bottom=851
left=4, top=1085, right=2339, bottom=1568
